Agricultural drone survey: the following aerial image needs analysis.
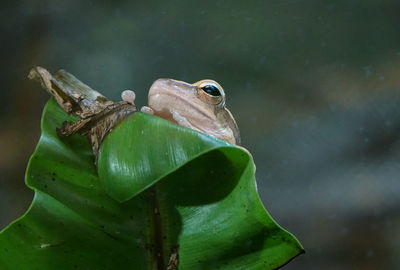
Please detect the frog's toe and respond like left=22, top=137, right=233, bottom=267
left=121, top=90, right=136, bottom=105
left=140, top=106, right=154, bottom=115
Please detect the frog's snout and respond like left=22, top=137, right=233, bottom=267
left=149, top=78, right=193, bottom=98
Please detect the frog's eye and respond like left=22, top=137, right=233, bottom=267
left=200, top=85, right=221, bottom=96
left=194, top=80, right=225, bottom=105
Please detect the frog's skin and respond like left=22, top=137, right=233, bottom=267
left=122, top=79, right=240, bottom=145
left=149, top=79, right=240, bottom=145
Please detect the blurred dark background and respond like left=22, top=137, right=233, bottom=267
left=1, top=0, right=400, bottom=269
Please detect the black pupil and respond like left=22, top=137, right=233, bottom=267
left=201, top=85, right=221, bottom=96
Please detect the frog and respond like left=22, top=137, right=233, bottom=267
left=122, top=78, right=240, bottom=145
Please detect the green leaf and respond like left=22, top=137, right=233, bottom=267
left=0, top=99, right=303, bottom=269
left=97, top=107, right=235, bottom=202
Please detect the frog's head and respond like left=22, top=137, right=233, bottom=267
left=147, top=78, right=240, bottom=145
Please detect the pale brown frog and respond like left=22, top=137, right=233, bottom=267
left=122, top=79, right=240, bottom=145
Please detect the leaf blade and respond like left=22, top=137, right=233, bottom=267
left=0, top=99, right=303, bottom=270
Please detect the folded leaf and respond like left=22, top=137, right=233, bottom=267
left=0, top=99, right=303, bottom=269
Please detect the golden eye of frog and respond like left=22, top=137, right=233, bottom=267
left=123, top=79, right=240, bottom=145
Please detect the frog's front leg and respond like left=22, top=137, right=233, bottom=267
left=139, top=105, right=198, bottom=132
left=170, top=111, right=202, bottom=132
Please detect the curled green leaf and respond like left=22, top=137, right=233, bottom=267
left=0, top=99, right=303, bottom=269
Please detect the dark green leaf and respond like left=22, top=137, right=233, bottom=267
left=0, top=99, right=303, bottom=269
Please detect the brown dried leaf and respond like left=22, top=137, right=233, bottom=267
left=28, top=66, right=114, bottom=117
left=28, top=66, right=137, bottom=159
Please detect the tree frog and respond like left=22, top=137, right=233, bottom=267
left=122, top=79, right=240, bottom=145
